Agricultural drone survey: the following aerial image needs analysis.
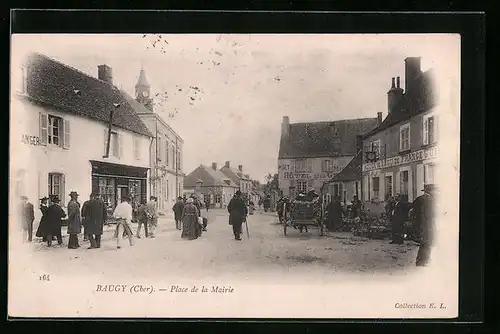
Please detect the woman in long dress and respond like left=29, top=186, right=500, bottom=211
left=181, top=198, right=200, bottom=240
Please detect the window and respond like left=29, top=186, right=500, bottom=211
left=384, top=175, right=393, bottom=198
left=98, top=177, right=115, bottom=210
left=423, top=114, right=437, bottom=145
left=176, top=151, right=181, bottom=170
left=48, top=115, right=62, bottom=146
left=133, top=137, right=140, bottom=160
left=372, top=177, right=380, bottom=199
left=48, top=173, right=65, bottom=206
left=322, top=160, right=332, bottom=172
left=333, top=184, right=340, bottom=197
left=165, top=140, right=169, bottom=166
left=295, top=159, right=307, bottom=172
left=171, top=144, right=175, bottom=169
left=400, top=170, right=409, bottom=201
left=15, top=66, right=27, bottom=94
left=104, top=130, right=121, bottom=158
left=399, top=123, right=410, bottom=152
left=215, top=194, right=221, bottom=204
left=297, top=180, right=308, bottom=194
left=424, top=164, right=435, bottom=184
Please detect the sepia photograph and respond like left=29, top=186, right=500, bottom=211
left=9, top=33, right=460, bottom=318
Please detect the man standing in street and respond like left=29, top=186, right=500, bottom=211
left=135, top=200, right=149, bottom=238
left=326, top=196, right=343, bottom=232
left=20, top=196, right=35, bottom=243
left=204, top=197, right=210, bottom=212
left=45, top=195, right=65, bottom=247
left=67, top=191, right=82, bottom=249
left=82, top=192, right=107, bottom=249
left=413, top=184, right=436, bottom=266
left=172, top=197, right=184, bottom=231
left=227, top=190, right=248, bottom=241
left=145, top=196, right=159, bottom=238
left=113, top=196, right=135, bottom=249
left=390, top=193, right=408, bottom=245
left=276, top=197, right=284, bottom=223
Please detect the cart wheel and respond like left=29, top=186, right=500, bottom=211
left=283, top=221, right=287, bottom=236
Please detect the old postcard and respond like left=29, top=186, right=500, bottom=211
left=9, top=33, right=460, bottom=318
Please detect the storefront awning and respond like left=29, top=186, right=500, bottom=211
left=90, top=160, right=149, bottom=179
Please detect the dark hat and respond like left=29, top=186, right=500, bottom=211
left=235, top=190, right=242, bottom=195
left=40, top=197, right=49, bottom=202
left=423, top=184, right=437, bottom=192
left=122, top=196, right=131, bottom=202
left=69, top=191, right=79, bottom=197
left=50, top=195, right=60, bottom=203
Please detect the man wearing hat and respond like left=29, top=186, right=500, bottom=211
left=227, top=190, right=248, bottom=241
left=390, top=193, right=409, bottom=245
left=82, top=192, right=108, bottom=249
left=172, top=197, right=185, bottom=231
left=19, top=196, right=35, bottom=242
left=45, top=195, right=65, bottom=246
left=36, top=197, right=50, bottom=241
left=413, top=184, right=437, bottom=266
left=67, top=191, right=82, bottom=249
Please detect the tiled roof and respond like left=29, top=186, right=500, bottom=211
left=23, top=53, right=153, bottom=137
left=220, top=166, right=251, bottom=184
left=279, top=117, right=379, bottom=159
left=330, top=150, right=362, bottom=182
left=362, top=69, right=435, bottom=139
left=184, top=165, right=239, bottom=188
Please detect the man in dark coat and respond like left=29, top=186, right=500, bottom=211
left=45, top=195, right=65, bottom=246
left=67, top=191, right=82, bottom=249
left=20, top=196, right=35, bottom=242
left=276, top=197, right=284, bottom=222
left=326, top=196, right=343, bottom=232
left=135, top=200, right=149, bottom=238
left=82, top=193, right=108, bottom=248
left=227, top=190, right=248, bottom=241
left=172, top=197, right=184, bottom=230
left=36, top=197, right=50, bottom=241
left=351, top=195, right=362, bottom=218
left=390, top=193, right=408, bottom=245
left=413, top=184, right=436, bottom=266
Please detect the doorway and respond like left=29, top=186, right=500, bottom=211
left=117, top=186, right=128, bottom=204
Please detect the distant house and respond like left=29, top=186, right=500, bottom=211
left=219, top=161, right=253, bottom=198
left=322, top=150, right=362, bottom=204
left=278, top=115, right=380, bottom=198
left=184, top=163, right=239, bottom=208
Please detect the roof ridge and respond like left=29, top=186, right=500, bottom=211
left=291, top=117, right=378, bottom=125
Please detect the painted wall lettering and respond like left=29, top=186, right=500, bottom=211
left=21, top=134, right=40, bottom=146
left=362, top=146, right=438, bottom=172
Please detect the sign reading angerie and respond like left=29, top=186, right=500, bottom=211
left=21, top=134, right=40, bottom=146
left=362, top=146, right=438, bottom=172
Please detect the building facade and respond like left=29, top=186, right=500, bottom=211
left=322, top=150, right=363, bottom=205
left=184, top=163, right=239, bottom=208
left=219, top=161, right=253, bottom=200
left=10, top=53, right=153, bottom=223
left=121, top=68, right=184, bottom=214
left=361, top=57, right=437, bottom=215
left=278, top=115, right=380, bottom=198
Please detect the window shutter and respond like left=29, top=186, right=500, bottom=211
left=104, top=129, right=108, bottom=156
left=422, top=117, right=429, bottom=145
left=60, top=174, right=66, bottom=207
left=63, top=119, right=70, bottom=149
left=395, top=171, right=400, bottom=195
left=118, top=133, right=123, bottom=158
left=416, top=164, right=424, bottom=197
left=39, top=112, right=48, bottom=145
left=379, top=175, right=385, bottom=200
left=408, top=169, right=413, bottom=202
left=157, top=137, right=162, bottom=162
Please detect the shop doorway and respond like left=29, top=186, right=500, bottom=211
left=117, top=185, right=128, bottom=204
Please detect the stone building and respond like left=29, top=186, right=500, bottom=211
left=361, top=57, right=437, bottom=215
left=322, top=149, right=363, bottom=205
left=121, top=67, right=184, bottom=214
left=219, top=161, right=253, bottom=200
left=10, top=53, right=153, bottom=222
left=278, top=116, right=380, bottom=199
left=184, top=163, right=239, bottom=208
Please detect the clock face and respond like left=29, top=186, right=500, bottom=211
left=142, top=90, right=149, bottom=97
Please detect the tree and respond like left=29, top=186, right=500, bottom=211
left=262, top=173, right=279, bottom=194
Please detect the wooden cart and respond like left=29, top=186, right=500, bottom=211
left=282, top=199, right=324, bottom=236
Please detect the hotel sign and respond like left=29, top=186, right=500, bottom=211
left=282, top=170, right=341, bottom=180
left=362, top=146, right=438, bottom=172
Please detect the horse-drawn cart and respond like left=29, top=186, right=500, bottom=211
left=282, top=197, right=325, bottom=236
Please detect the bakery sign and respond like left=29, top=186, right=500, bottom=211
left=21, top=134, right=41, bottom=146
left=362, top=146, right=438, bottom=172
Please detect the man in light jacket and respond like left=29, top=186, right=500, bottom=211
left=145, top=196, right=159, bottom=238
left=113, top=196, right=134, bottom=249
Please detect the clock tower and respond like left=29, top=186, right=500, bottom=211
left=135, top=67, right=153, bottom=111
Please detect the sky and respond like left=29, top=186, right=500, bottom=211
left=12, top=34, right=459, bottom=183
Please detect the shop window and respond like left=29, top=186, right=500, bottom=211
left=296, top=180, right=308, bottom=194
left=423, top=114, right=437, bottom=145
left=384, top=175, right=393, bottom=198
left=372, top=177, right=380, bottom=199
left=98, top=177, right=116, bottom=211
left=399, top=123, right=410, bottom=152
left=295, top=159, right=307, bottom=172
left=400, top=170, right=409, bottom=201
left=48, top=173, right=65, bottom=206
left=424, top=164, right=435, bottom=184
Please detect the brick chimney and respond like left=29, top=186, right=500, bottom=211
left=377, top=112, right=383, bottom=124
left=281, top=116, right=290, bottom=138
left=387, top=76, right=404, bottom=115
left=404, top=57, right=422, bottom=92
left=212, top=162, right=217, bottom=170
left=225, top=161, right=230, bottom=168
left=98, top=65, right=113, bottom=85
left=238, top=165, right=243, bottom=172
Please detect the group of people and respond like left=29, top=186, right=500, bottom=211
left=173, top=195, right=206, bottom=241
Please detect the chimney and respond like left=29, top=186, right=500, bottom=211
left=98, top=65, right=113, bottom=85
left=396, top=76, right=401, bottom=88
left=404, top=57, right=422, bottom=92
left=387, top=77, right=404, bottom=115
left=212, top=162, right=217, bottom=170
left=225, top=161, right=230, bottom=168
left=377, top=112, right=383, bottom=124
left=281, top=116, right=290, bottom=138
left=238, top=165, right=243, bottom=172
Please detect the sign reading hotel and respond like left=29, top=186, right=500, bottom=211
left=362, top=146, right=438, bottom=172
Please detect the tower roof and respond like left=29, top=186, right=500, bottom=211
left=136, top=68, right=150, bottom=87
